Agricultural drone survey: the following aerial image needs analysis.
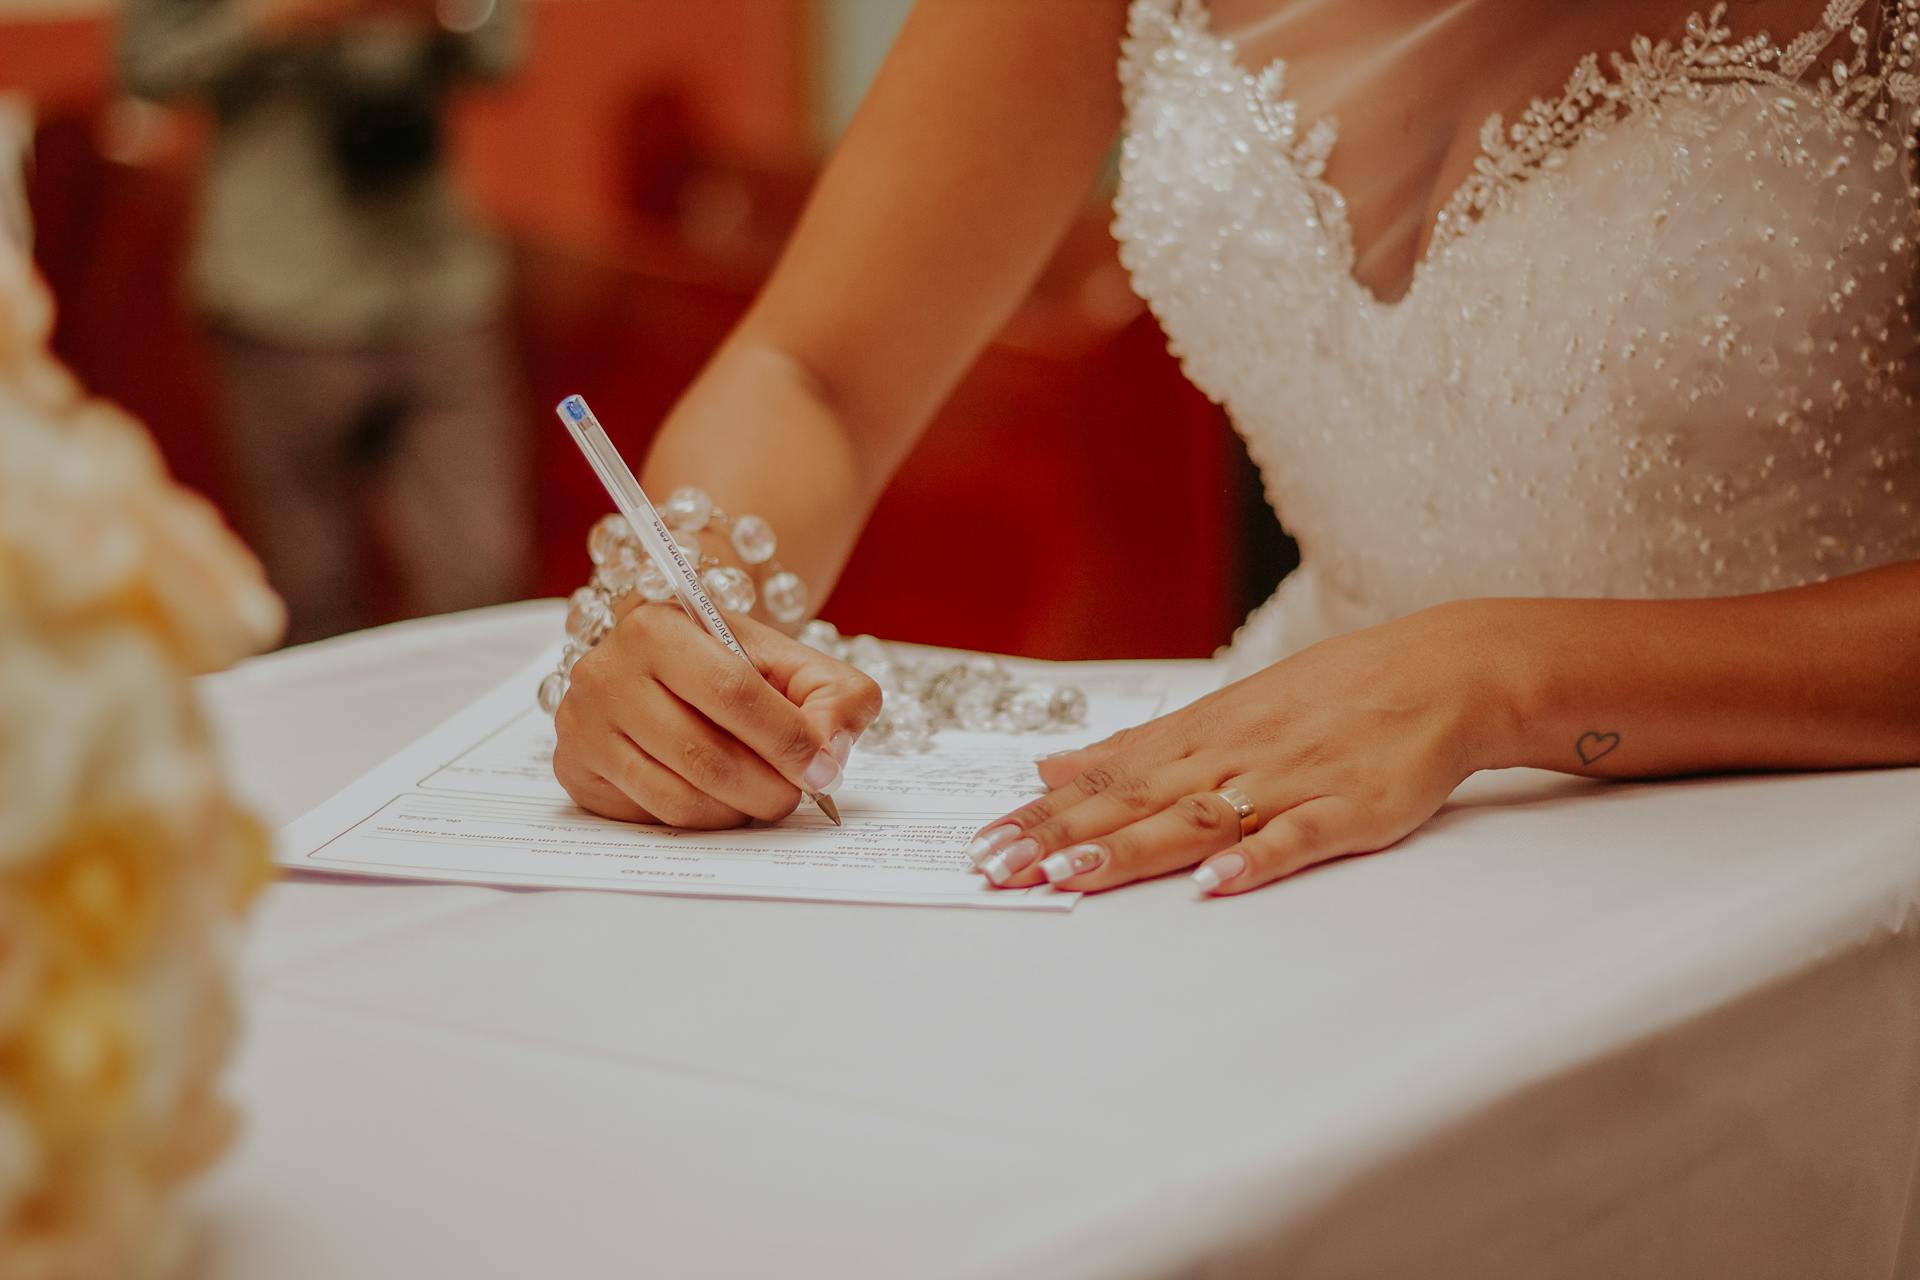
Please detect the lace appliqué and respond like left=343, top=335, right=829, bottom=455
left=1434, top=0, right=1920, bottom=254
left=1247, top=63, right=1348, bottom=261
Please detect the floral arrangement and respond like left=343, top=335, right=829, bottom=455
left=0, top=144, right=284, bottom=1274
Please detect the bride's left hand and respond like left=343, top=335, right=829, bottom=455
left=969, top=602, right=1512, bottom=896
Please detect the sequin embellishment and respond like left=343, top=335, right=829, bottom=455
left=1114, top=0, right=1920, bottom=672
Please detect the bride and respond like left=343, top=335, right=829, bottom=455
left=551, top=0, right=1920, bottom=897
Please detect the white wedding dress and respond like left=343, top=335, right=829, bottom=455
left=1112, top=0, right=1920, bottom=676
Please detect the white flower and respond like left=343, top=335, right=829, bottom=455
left=0, top=394, right=284, bottom=671
left=0, top=627, right=213, bottom=871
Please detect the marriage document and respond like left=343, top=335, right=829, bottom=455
left=277, top=652, right=1217, bottom=910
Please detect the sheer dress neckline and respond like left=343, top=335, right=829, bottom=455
left=1115, top=0, right=1920, bottom=671
left=1180, top=0, right=1917, bottom=307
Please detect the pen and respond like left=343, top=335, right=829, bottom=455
left=556, top=394, right=843, bottom=826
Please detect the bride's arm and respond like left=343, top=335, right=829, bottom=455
left=971, top=560, right=1920, bottom=897
left=556, top=2, right=1131, bottom=828
left=640, top=0, right=1131, bottom=597
left=1471, top=560, right=1920, bottom=776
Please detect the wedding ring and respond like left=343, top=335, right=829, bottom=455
left=1216, top=785, right=1257, bottom=840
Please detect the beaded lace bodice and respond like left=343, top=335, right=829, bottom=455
left=1114, top=0, right=1920, bottom=673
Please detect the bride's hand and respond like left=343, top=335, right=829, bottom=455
left=970, top=603, right=1509, bottom=895
left=554, top=603, right=883, bottom=829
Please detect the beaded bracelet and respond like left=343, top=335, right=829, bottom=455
left=601, top=486, right=811, bottom=622
left=791, top=619, right=1088, bottom=753
left=538, top=487, right=809, bottom=714
left=539, top=488, right=1091, bottom=754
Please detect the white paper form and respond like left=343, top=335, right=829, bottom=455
left=278, top=651, right=1220, bottom=910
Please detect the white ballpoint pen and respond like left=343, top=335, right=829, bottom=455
left=556, top=394, right=842, bottom=826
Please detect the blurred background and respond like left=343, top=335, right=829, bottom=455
left=1, top=0, right=1295, bottom=658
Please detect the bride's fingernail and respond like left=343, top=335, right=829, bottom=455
left=983, top=836, right=1044, bottom=886
left=1193, top=852, right=1247, bottom=895
left=829, top=730, right=855, bottom=767
left=803, top=750, right=843, bottom=794
left=965, top=823, right=1021, bottom=868
left=1041, top=844, right=1105, bottom=885
left=982, top=838, right=1043, bottom=886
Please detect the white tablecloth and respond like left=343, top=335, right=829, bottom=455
left=190, top=602, right=1920, bottom=1279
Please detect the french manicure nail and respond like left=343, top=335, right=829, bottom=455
left=802, top=749, right=843, bottom=795
left=982, top=838, right=1043, bottom=886
left=1192, top=852, right=1247, bottom=895
left=1040, top=844, right=1105, bottom=885
left=830, top=730, right=855, bottom=768
left=965, top=823, right=1021, bottom=868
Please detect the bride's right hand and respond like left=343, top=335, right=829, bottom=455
left=552, top=602, right=883, bottom=829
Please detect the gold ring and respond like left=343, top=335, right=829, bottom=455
left=1217, top=785, right=1256, bottom=840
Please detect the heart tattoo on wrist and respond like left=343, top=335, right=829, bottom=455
left=1576, top=731, right=1622, bottom=766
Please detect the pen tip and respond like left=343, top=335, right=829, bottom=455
left=815, top=793, right=842, bottom=826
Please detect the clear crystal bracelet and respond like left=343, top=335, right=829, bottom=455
left=539, top=487, right=1089, bottom=754
left=538, top=487, right=808, bottom=715
left=791, top=619, right=1088, bottom=754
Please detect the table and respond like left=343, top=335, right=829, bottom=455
left=190, top=602, right=1920, bottom=1278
